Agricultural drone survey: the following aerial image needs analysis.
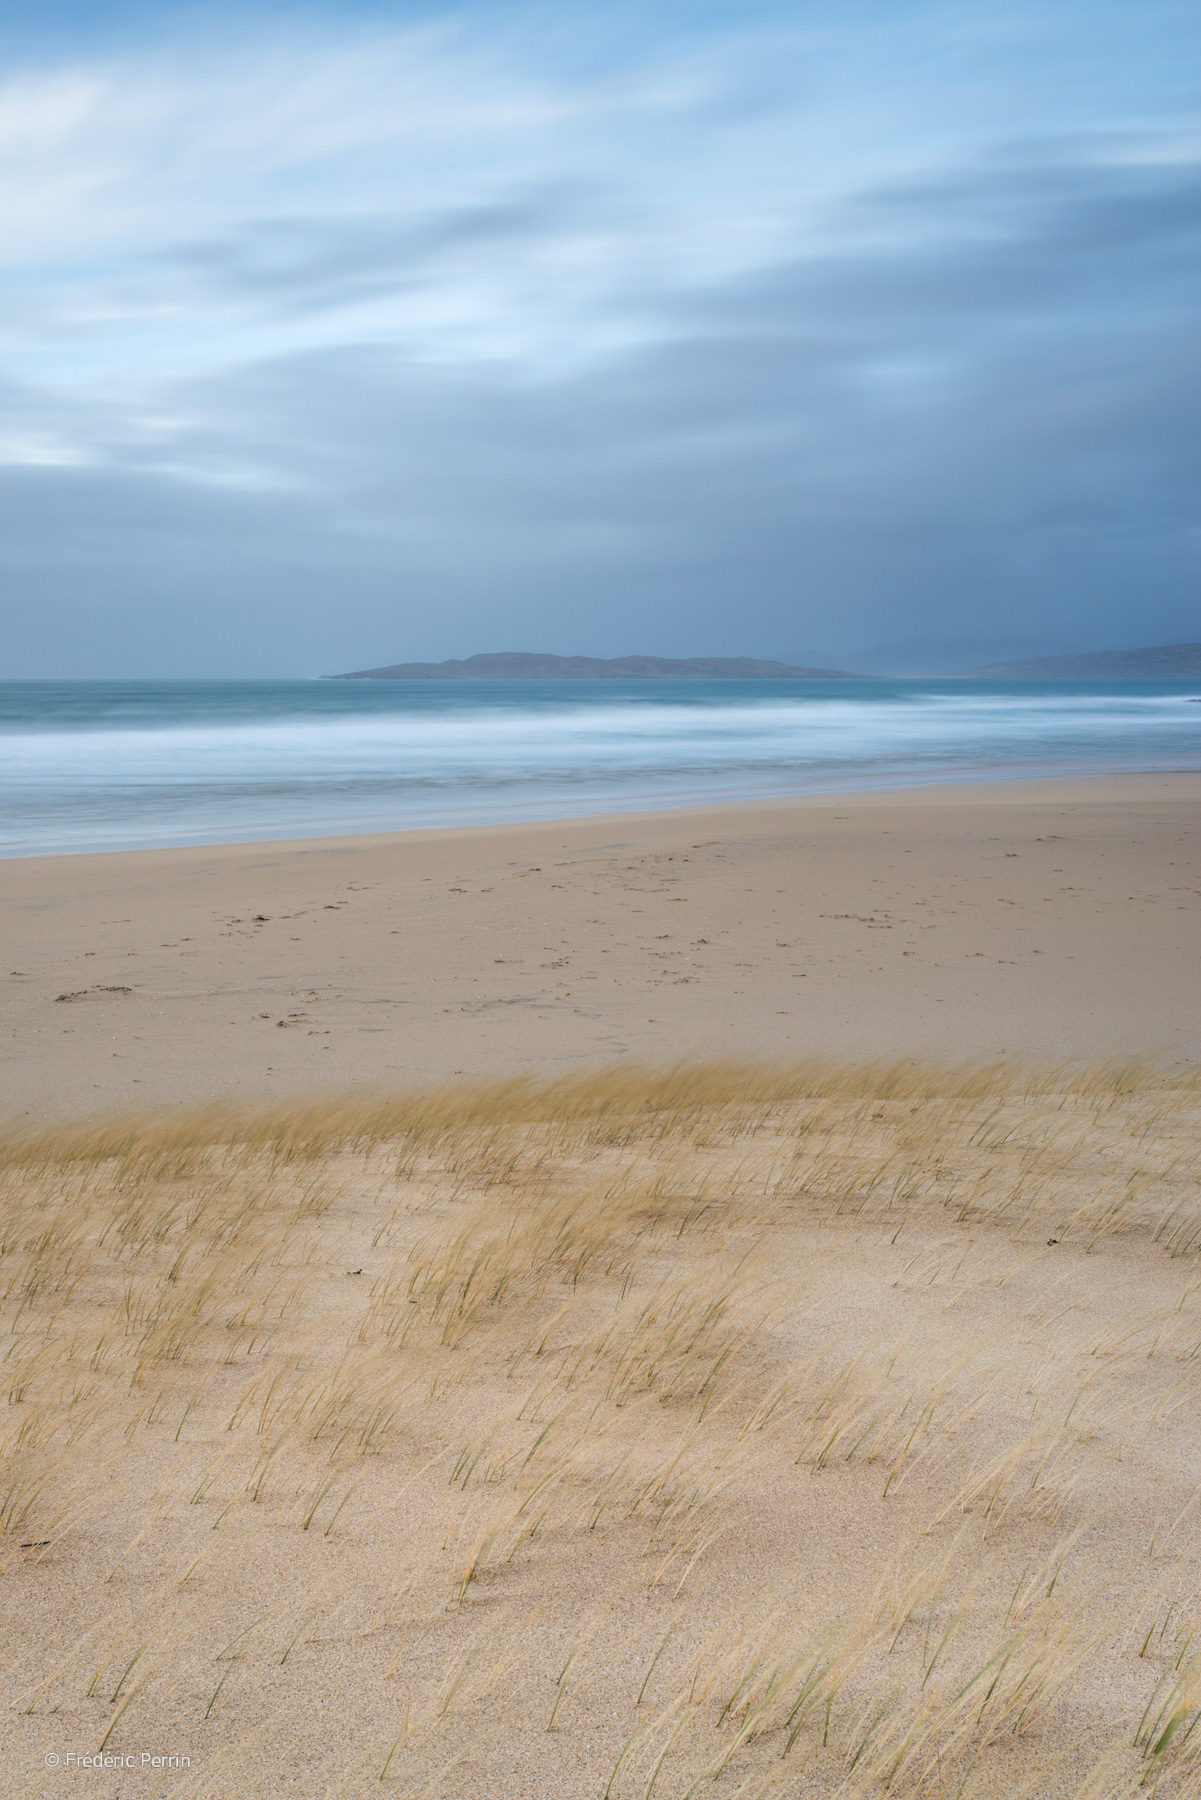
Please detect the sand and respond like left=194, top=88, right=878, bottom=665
left=2, top=772, right=1199, bottom=1121
left=4, top=774, right=1201, bottom=1798
left=3, top=1064, right=1201, bottom=1800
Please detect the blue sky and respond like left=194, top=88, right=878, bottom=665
left=2, top=0, right=1198, bottom=675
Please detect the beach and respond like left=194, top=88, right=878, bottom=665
left=8, top=3, right=1200, bottom=1786
left=2, top=771, right=1198, bottom=1120
left=4, top=770, right=1201, bottom=1799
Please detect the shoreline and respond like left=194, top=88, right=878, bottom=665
left=3, top=770, right=1198, bottom=1120
left=4, top=758, right=1200, bottom=865
left=5, top=755, right=1201, bottom=865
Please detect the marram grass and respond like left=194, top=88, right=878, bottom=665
left=2, top=1058, right=1201, bottom=1798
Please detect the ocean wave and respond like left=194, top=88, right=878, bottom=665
left=1, top=680, right=1197, bottom=854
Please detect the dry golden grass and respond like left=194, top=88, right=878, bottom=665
left=4, top=1057, right=1201, bottom=1798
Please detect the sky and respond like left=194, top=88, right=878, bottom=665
left=1, top=0, right=1198, bottom=677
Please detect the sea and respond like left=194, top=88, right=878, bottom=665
left=1, top=677, right=1198, bottom=857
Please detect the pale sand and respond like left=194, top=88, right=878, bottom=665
left=3, top=1065, right=1201, bottom=1800
left=2, top=772, right=1199, bottom=1120
left=3, top=777, right=1201, bottom=1799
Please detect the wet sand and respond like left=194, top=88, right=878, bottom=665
left=2, top=771, right=1199, bottom=1119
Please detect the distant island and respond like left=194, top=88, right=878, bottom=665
left=967, top=641, right=1201, bottom=677
left=327, top=652, right=859, bottom=679
left=325, top=641, right=1201, bottom=681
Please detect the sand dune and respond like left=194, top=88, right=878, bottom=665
left=4, top=1059, right=1201, bottom=1798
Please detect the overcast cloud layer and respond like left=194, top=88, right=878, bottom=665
left=1, top=0, right=1198, bottom=676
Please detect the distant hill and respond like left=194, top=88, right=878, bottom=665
left=968, top=642, right=1201, bottom=677
left=328, top=652, right=859, bottom=679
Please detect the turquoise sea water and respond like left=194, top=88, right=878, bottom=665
left=1, top=677, right=1198, bottom=857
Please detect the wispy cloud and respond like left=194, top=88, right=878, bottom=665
left=0, top=1, right=1198, bottom=673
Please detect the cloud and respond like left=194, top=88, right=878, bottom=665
left=162, top=195, right=587, bottom=316
left=0, top=1, right=1198, bottom=673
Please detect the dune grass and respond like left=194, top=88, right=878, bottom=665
left=3, top=1057, right=1201, bottom=1797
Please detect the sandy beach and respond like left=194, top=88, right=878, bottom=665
left=3, top=772, right=1201, bottom=1799
left=2, top=771, right=1198, bottom=1120
left=9, top=2, right=1198, bottom=1787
